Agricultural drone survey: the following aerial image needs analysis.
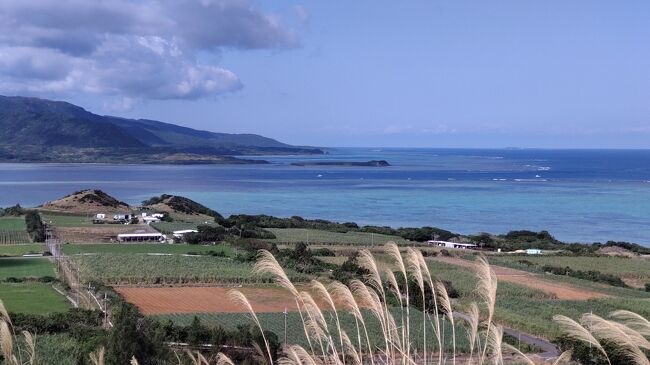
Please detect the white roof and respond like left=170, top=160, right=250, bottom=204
left=427, top=240, right=477, bottom=247
left=173, top=229, right=198, bottom=234
left=117, top=233, right=165, bottom=238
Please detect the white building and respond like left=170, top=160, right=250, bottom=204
left=117, top=233, right=166, bottom=242
left=172, top=229, right=198, bottom=239
left=526, top=248, right=542, bottom=255
left=427, top=240, right=478, bottom=250
left=152, top=213, right=165, bottom=218
left=95, top=213, right=106, bottom=220
left=142, top=216, right=160, bottom=224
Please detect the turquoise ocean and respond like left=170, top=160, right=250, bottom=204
left=1, top=148, right=649, bottom=245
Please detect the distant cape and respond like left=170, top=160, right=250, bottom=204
left=0, top=95, right=322, bottom=164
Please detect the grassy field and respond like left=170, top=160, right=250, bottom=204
left=0, top=257, right=56, bottom=279
left=424, top=259, right=650, bottom=339
left=0, top=216, right=30, bottom=244
left=490, top=255, right=650, bottom=279
left=268, top=228, right=411, bottom=245
left=71, top=254, right=282, bottom=285
left=155, top=308, right=468, bottom=352
left=0, top=282, right=69, bottom=314
left=34, top=334, right=86, bottom=365
left=40, top=212, right=96, bottom=227
left=62, top=243, right=234, bottom=256
left=0, top=244, right=45, bottom=257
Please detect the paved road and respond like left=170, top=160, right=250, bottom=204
left=453, top=311, right=559, bottom=360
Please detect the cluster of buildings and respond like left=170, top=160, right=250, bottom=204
left=93, top=212, right=165, bottom=225
left=427, top=240, right=544, bottom=255
left=92, top=210, right=200, bottom=243
left=115, top=229, right=198, bottom=243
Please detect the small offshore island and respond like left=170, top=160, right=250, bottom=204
left=291, top=159, right=390, bottom=167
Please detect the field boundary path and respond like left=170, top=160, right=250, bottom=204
left=46, top=226, right=100, bottom=310
left=429, top=256, right=608, bottom=300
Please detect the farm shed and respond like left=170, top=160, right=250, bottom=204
left=117, top=233, right=166, bottom=242
left=172, top=229, right=198, bottom=239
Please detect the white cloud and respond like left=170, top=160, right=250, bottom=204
left=0, top=0, right=299, bottom=101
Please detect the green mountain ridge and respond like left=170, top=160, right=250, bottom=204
left=0, top=95, right=322, bottom=163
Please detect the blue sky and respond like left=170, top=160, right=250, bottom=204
left=1, top=1, right=650, bottom=148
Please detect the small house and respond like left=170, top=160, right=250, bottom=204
left=113, top=214, right=132, bottom=221
left=427, top=240, right=478, bottom=250
left=95, top=213, right=106, bottom=220
left=142, top=216, right=160, bottom=224
left=526, top=248, right=542, bottom=255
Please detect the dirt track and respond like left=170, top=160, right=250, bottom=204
left=429, top=256, right=608, bottom=300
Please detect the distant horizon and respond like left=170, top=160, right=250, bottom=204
left=2, top=1, right=650, bottom=149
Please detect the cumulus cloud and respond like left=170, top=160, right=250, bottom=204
left=0, top=0, right=299, bottom=101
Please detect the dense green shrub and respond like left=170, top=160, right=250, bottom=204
left=0, top=204, right=24, bottom=217
left=25, top=210, right=45, bottom=242
left=541, top=265, right=628, bottom=287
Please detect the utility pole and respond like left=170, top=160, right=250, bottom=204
left=104, top=292, right=109, bottom=326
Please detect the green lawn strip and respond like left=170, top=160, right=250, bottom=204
left=154, top=308, right=469, bottom=352
left=0, top=257, right=56, bottom=279
left=62, top=243, right=234, bottom=256
left=267, top=228, right=410, bottom=245
left=71, top=254, right=279, bottom=285
left=0, top=244, right=45, bottom=257
left=0, top=282, right=69, bottom=314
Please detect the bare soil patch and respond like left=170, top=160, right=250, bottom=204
left=116, top=286, right=301, bottom=315
left=429, top=256, right=608, bottom=300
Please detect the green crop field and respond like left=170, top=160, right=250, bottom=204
left=155, top=308, right=468, bottom=352
left=62, top=243, right=234, bottom=256
left=0, top=244, right=45, bottom=257
left=424, top=259, right=650, bottom=339
left=490, top=255, right=650, bottom=279
left=268, top=228, right=411, bottom=245
left=71, top=254, right=285, bottom=285
left=40, top=212, right=96, bottom=227
left=0, top=283, right=69, bottom=314
left=0, top=258, right=56, bottom=279
left=0, top=216, right=30, bottom=244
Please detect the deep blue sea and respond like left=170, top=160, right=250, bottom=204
left=1, top=148, right=649, bottom=245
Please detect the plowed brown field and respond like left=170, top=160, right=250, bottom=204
left=116, top=287, right=301, bottom=315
